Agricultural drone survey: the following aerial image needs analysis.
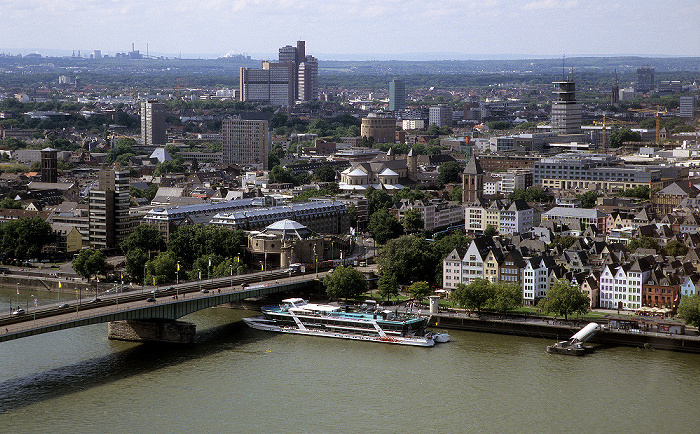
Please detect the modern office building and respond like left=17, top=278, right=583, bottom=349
left=429, top=105, right=452, bottom=127
left=551, top=73, right=581, bottom=134
left=141, top=100, right=167, bottom=147
left=277, top=40, right=317, bottom=102
left=221, top=118, right=269, bottom=169
left=389, top=79, right=406, bottom=112
left=89, top=169, right=130, bottom=250
left=297, top=56, right=318, bottom=102
left=533, top=152, right=674, bottom=193
left=636, top=65, right=655, bottom=94
left=680, top=96, right=696, bottom=118
left=240, top=61, right=295, bottom=106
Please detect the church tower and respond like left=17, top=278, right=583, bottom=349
left=407, top=147, right=417, bottom=181
left=462, top=153, right=484, bottom=203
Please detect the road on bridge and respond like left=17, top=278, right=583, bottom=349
left=0, top=268, right=328, bottom=341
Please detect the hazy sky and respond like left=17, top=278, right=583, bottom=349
left=2, top=0, right=699, bottom=60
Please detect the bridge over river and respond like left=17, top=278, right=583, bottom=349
left=0, top=269, right=326, bottom=344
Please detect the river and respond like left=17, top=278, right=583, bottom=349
left=1, top=287, right=699, bottom=433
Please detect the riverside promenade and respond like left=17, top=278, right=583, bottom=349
left=425, top=308, right=700, bottom=354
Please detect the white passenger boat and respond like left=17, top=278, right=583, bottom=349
left=244, top=298, right=448, bottom=347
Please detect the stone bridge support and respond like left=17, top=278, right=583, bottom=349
left=108, top=319, right=196, bottom=344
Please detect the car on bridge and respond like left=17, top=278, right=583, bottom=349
left=146, top=297, right=156, bottom=303
left=12, top=308, right=25, bottom=315
left=58, top=303, right=70, bottom=309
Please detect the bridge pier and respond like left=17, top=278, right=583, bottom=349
left=108, top=319, right=196, bottom=344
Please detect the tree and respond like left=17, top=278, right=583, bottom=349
left=146, top=251, right=177, bottom=284
left=609, top=128, right=642, bottom=148
left=551, top=235, right=577, bottom=249
left=437, top=161, right=462, bottom=184
left=627, top=236, right=660, bottom=253
left=125, top=247, right=149, bottom=283
left=120, top=224, right=166, bottom=255
left=347, top=204, right=358, bottom=228
left=576, top=191, right=599, bottom=208
left=368, top=209, right=403, bottom=244
left=378, top=235, right=439, bottom=285
left=0, top=197, right=22, bottom=209
left=72, top=249, right=106, bottom=281
left=508, top=187, right=550, bottom=203
left=402, top=208, right=424, bottom=233
left=323, top=265, right=367, bottom=301
left=484, top=225, right=497, bottom=237
left=488, top=282, right=522, bottom=314
left=449, top=186, right=463, bottom=203
left=678, top=295, right=700, bottom=327
left=409, top=281, right=431, bottom=304
left=365, top=188, right=395, bottom=214
left=377, top=273, right=399, bottom=302
left=0, top=217, right=55, bottom=260
left=451, top=278, right=494, bottom=312
left=167, top=225, right=246, bottom=267
left=663, top=239, right=688, bottom=257
left=538, top=278, right=590, bottom=320
left=313, top=165, right=337, bottom=182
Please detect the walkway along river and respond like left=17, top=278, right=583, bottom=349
left=2, top=287, right=700, bottom=432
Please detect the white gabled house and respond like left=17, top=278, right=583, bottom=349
left=599, top=257, right=654, bottom=310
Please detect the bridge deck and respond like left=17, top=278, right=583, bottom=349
left=0, top=272, right=322, bottom=343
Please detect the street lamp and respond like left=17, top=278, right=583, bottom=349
left=15, top=282, right=19, bottom=312
left=230, top=264, right=233, bottom=290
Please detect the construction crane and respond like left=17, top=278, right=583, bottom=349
left=628, top=105, right=668, bottom=145
left=593, top=115, right=635, bottom=153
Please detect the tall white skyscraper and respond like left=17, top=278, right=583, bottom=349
left=141, top=101, right=167, bottom=146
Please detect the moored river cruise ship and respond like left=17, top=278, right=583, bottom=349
left=243, top=298, right=448, bottom=347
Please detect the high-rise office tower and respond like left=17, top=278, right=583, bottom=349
left=277, top=40, right=316, bottom=101
left=429, top=105, right=452, bottom=127
left=679, top=96, right=696, bottom=118
left=297, top=56, right=318, bottom=102
left=89, top=169, right=130, bottom=250
left=240, top=61, right=295, bottom=106
left=141, top=101, right=166, bottom=146
left=551, top=71, right=581, bottom=134
left=222, top=118, right=269, bottom=169
left=636, top=65, right=655, bottom=94
left=389, top=79, right=406, bottom=112
left=40, top=147, right=58, bottom=183
left=611, top=70, right=620, bottom=105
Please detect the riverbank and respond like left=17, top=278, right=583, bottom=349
left=430, top=312, right=700, bottom=354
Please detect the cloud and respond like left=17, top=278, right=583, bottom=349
left=523, top=0, right=578, bottom=11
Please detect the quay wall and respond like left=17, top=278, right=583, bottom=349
left=431, top=314, right=700, bottom=354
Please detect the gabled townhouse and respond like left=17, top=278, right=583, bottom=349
left=599, top=256, right=654, bottom=310
left=642, top=268, right=681, bottom=309
left=482, top=249, right=502, bottom=284
left=499, top=249, right=525, bottom=285
left=442, top=247, right=467, bottom=290
left=522, top=255, right=556, bottom=306
left=606, top=211, right=634, bottom=234
left=580, top=273, right=600, bottom=308
left=442, top=237, right=496, bottom=289
left=499, top=199, right=533, bottom=235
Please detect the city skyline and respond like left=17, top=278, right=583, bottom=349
left=1, top=0, right=699, bottom=60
